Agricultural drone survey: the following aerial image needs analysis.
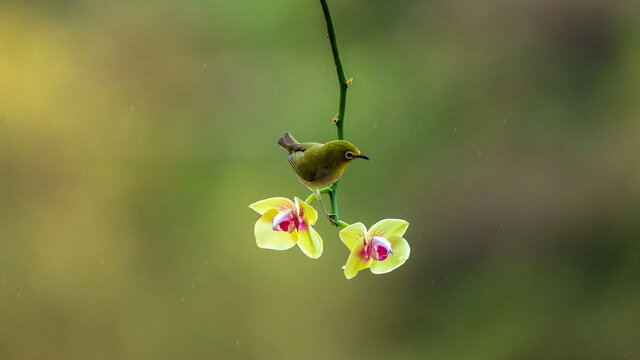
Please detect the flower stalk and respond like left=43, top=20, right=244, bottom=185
left=320, top=0, right=350, bottom=227
left=248, top=1, right=411, bottom=279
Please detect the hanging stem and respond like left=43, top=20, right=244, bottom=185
left=320, top=0, right=350, bottom=228
left=320, top=0, right=348, bottom=140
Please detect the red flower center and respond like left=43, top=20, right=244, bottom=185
left=362, top=236, right=393, bottom=261
left=272, top=208, right=307, bottom=233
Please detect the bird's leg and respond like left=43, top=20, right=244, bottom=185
left=315, top=190, right=338, bottom=226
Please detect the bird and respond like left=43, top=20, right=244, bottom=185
left=277, top=131, right=369, bottom=222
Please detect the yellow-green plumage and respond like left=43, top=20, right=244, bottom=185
left=277, top=132, right=369, bottom=192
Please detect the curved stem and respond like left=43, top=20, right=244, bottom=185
left=336, top=220, right=350, bottom=228
left=320, top=0, right=350, bottom=226
left=305, top=193, right=316, bottom=205
left=305, top=187, right=332, bottom=204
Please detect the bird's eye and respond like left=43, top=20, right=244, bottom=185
left=345, top=151, right=354, bottom=160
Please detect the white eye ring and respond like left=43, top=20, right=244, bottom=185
left=345, top=151, right=354, bottom=160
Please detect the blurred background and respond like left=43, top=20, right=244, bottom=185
left=1, top=0, right=639, bottom=358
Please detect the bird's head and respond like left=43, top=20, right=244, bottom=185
left=322, top=140, right=370, bottom=166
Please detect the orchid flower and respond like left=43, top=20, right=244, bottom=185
left=339, top=219, right=410, bottom=279
left=249, top=197, right=323, bottom=258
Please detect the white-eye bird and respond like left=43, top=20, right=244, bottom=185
left=277, top=132, right=369, bottom=222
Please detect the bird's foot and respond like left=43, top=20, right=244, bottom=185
left=327, top=214, right=339, bottom=226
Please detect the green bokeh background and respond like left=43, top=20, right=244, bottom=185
left=1, top=1, right=639, bottom=359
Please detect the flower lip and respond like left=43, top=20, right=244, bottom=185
left=272, top=209, right=297, bottom=233
left=368, top=236, right=393, bottom=261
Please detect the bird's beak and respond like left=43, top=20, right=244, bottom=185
left=356, top=153, right=370, bottom=160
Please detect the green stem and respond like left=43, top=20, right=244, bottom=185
left=320, top=0, right=348, bottom=139
left=335, top=220, right=349, bottom=228
left=328, top=183, right=339, bottom=222
left=305, top=193, right=316, bottom=205
left=320, top=0, right=349, bottom=226
left=305, top=187, right=333, bottom=204
left=305, top=189, right=350, bottom=228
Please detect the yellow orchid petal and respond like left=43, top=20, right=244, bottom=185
left=370, top=235, right=410, bottom=274
left=367, top=219, right=409, bottom=239
left=343, top=239, right=373, bottom=279
left=294, top=197, right=318, bottom=225
left=249, top=197, right=295, bottom=215
left=297, top=227, right=323, bottom=259
left=339, top=222, right=367, bottom=251
left=254, top=209, right=298, bottom=250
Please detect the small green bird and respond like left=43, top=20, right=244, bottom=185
left=277, top=132, right=369, bottom=221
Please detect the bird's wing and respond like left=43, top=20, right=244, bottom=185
left=287, top=143, right=322, bottom=182
left=287, top=143, right=306, bottom=152
left=287, top=142, right=320, bottom=157
left=287, top=152, right=301, bottom=168
left=287, top=149, right=307, bottom=168
left=291, top=141, right=321, bottom=152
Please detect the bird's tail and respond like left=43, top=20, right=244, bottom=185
left=277, top=132, right=299, bottom=152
